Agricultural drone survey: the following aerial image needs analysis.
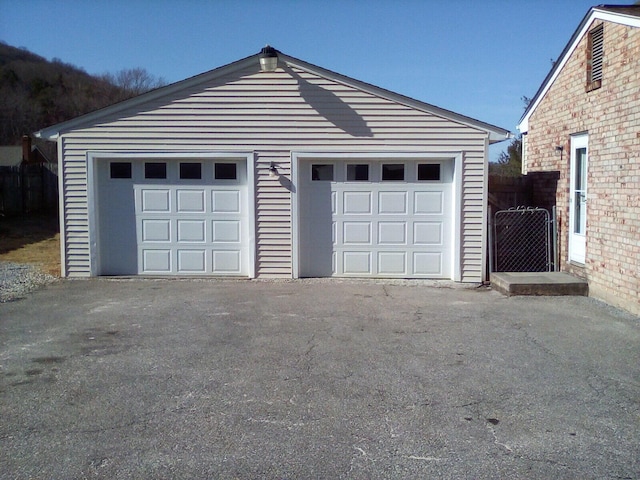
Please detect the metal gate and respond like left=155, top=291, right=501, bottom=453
left=492, top=207, right=555, bottom=272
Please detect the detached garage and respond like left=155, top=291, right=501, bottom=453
left=36, top=47, right=510, bottom=282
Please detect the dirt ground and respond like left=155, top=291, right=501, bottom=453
left=0, top=215, right=60, bottom=276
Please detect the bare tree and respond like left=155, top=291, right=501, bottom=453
left=0, top=42, right=170, bottom=144
left=101, top=68, right=166, bottom=99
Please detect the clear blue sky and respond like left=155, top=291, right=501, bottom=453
left=1, top=0, right=629, bottom=159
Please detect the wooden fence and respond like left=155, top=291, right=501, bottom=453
left=0, top=163, right=58, bottom=215
left=488, top=171, right=560, bottom=212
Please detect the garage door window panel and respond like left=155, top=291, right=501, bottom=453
left=418, top=163, right=441, bottom=181
left=382, top=164, right=404, bottom=181
left=347, top=164, right=369, bottom=181
left=110, top=162, right=132, bottom=179
left=312, top=164, right=334, bottom=181
left=180, top=162, right=202, bottom=180
left=145, top=162, right=167, bottom=179
left=215, top=163, right=237, bottom=180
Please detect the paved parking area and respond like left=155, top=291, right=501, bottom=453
left=1, top=278, right=639, bottom=479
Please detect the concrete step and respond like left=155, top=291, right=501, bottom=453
left=490, top=272, right=588, bottom=297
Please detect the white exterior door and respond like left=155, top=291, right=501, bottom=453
left=569, top=135, right=588, bottom=264
left=298, top=159, right=454, bottom=278
left=96, top=158, right=252, bottom=276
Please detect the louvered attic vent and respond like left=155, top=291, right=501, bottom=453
left=587, top=24, right=604, bottom=91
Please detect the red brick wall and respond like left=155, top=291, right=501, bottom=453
left=525, top=20, right=640, bottom=316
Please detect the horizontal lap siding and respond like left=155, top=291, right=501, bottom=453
left=60, top=66, right=488, bottom=280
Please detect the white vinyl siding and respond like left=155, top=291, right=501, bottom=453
left=58, top=65, right=489, bottom=281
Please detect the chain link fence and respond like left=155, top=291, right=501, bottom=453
left=492, top=207, right=555, bottom=272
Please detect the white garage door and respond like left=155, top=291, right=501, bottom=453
left=96, top=158, right=251, bottom=276
left=298, top=159, right=454, bottom=278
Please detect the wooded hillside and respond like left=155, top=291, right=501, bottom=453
left=0, top=42, right=164, bottom=147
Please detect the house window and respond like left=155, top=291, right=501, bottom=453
left=110, top=162, right=132, bottom=179
left=418, top=163, right=441, bottom=181
left=215, top=163, right=237, bottom=180
left=382, top=164, right=404, bottom=181
left=586, top=24, right=603, bottom=91
left=347, top=164, right=369, bottom=181
left=145, top=162, right=166, bottom=179
left=312, top=164, right=334, bottom=181
left=180, top=162, right=202, bottom=180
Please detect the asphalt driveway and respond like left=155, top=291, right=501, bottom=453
left=1, top=278, right=639, bottom=479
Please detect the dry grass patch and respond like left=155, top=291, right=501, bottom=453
left=0, top=215, right=60, bottom=277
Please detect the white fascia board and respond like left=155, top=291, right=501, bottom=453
left=488, top=131, right=514, bottom=143
left=34, top=56, right=259, bottom=141
left=518, top=117, right=529, bottom=134
left=593, top=9, right=640, bottom=28
left=280, top=55, right=511, bottom=143
left=518, top=8, right=640, bottom=134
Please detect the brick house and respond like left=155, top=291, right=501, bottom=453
left=518, top=5, right=640, bottom=315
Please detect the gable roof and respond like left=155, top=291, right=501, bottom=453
left=35, top=49, right=511, bottom=143
left=518, top=4, right=640, bottom=133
